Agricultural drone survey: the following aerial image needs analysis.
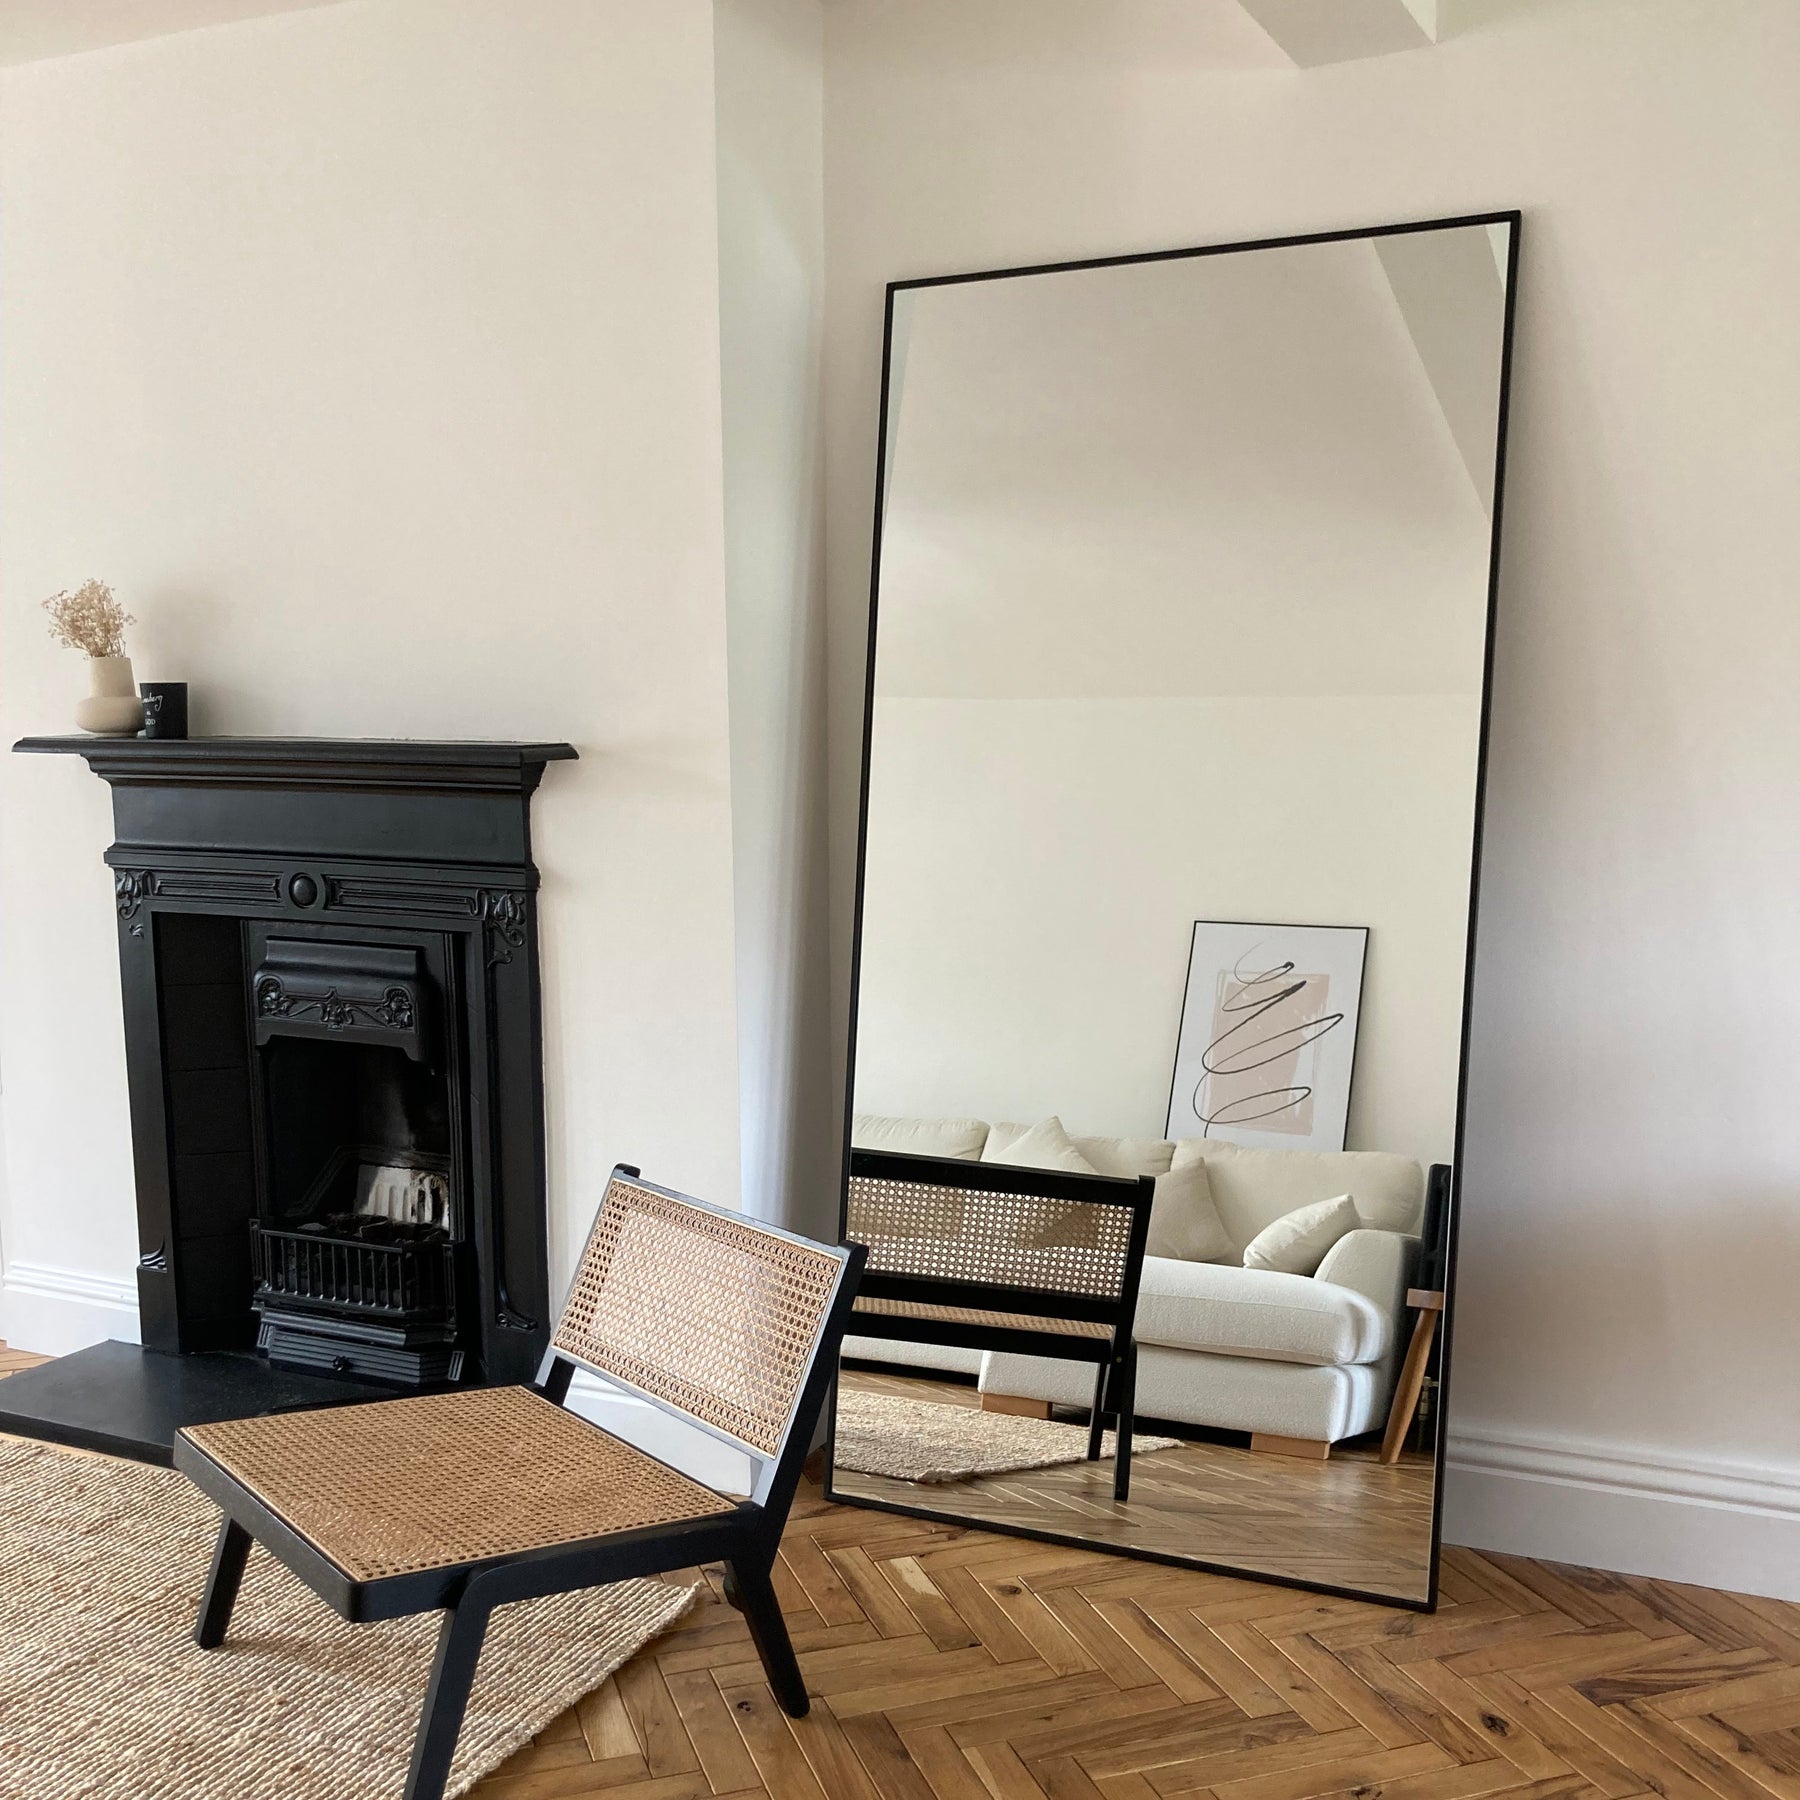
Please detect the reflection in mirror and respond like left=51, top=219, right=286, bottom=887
left=830, top=217, right=1517, bottom=1606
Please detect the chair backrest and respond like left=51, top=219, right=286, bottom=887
left=846, top=1148, right=1149, bottom=1310
left=549, top=1167, right=861, bottom=1506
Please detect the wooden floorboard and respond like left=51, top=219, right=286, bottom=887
left=834, top=1366, right=1436, bottom=1600
left=4, top=1341, right=1794, bottom=1799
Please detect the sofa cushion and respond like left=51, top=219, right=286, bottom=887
left=1131, top=1256, right=1390, bottom=1366
left=983, top=1116, right=1095, bottom=1174
left=1073, top=1134, right=1174, bottom=1177
left=987, top=1123, right=1174, bottom=1176
left=852, top=1114, right=989, bottom=1160
left=1169, top=1139, right=1424, bottom=1246
left=1145, top=1158, right=1234, bottom=1264
left=1314, top=1228, right=1416, bottom=1323
left=984, top=1118, right=1113, bottom=1248
left=1242, top=1195, right=1360, bottom=1275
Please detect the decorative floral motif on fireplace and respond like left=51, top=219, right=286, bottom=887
left=255, top=976, right=416, bottom=1034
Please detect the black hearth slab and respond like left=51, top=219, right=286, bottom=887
left=0, top=1340, right=396, bottom=1466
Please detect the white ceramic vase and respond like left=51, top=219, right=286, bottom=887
left=74, top=654, right=145, bottom=735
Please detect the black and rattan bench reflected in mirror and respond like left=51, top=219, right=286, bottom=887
left=836, top=1147, right=1152, bottom=1500
left=173, top=1165, right=866, bottom=1800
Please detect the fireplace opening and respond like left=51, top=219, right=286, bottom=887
left=249, top=946, right=471, bottom=1387
left=252, top=1036, right=464, bottom=1380
left=259, top=1037, right=454, bottom=1224
left=142, top=911, right=487, bottom=1386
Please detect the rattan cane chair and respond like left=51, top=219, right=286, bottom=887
left=837, top=1148, right=1152, bottom=1500
left=173, top=1166, right=866, bottom=1800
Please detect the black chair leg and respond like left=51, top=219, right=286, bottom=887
left=1085, top=1363, right=1108, bottom=1460
left=1112, top=1350, right=1137, bottom=1504
left=404, top=1596, right=492, bottom=1800
left=195, top=1515, right=253, bottom=1650
left=727, top=1553, right=808, bottom=1719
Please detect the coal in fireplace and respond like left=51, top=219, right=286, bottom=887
left=0, top=736, right=576, bottom=1462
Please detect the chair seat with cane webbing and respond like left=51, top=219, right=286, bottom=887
left=182, top=1385, right=734, bottom=1582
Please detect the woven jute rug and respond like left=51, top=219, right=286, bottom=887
left=834, top=1388, right=1178, bottom=1484
left=0, top=1436, right=697, bottom=1799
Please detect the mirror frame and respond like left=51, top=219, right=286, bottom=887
left=830, top=211, right=1522, bottom=1611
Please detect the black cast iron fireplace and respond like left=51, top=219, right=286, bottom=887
left=1, top=736, right=575, bottom=1461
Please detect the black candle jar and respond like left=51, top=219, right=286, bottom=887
left=139, top=682, right=189, bottom=740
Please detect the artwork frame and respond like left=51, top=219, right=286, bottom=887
left=1165, top=920, right=1370, bottom=1151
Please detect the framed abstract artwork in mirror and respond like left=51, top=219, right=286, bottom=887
left=829, top=213, right=1519, bottom=1608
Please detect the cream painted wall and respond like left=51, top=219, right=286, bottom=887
left=824, top=0, right=1800, bottom=1598
left=0, top=0, right=745, bottom=1348
left=873, top=237, right=1500, bottom=702
left=855, top=696, right=1480, bottom=1166
left=713, top=0, right=835, bottom=1238
left=0, top=0, right=350, bottom=68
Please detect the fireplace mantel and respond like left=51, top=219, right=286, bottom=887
left=17, top=734, right=576, bottom=786
left=3, top=733, right=578, bottom=1461
left=16, top=735, right=578, bottom=866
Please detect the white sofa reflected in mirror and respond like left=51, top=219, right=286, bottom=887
left=843, top=1113, right=1436, bottom=1458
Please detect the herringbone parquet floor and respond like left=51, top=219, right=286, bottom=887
left=6, top=1344, right=1798, bottom=1800
left=465, top=1479, right=1800, bottom=1800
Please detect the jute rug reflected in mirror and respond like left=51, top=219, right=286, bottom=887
left=0, top=1437, right=697, bottom=1799
left=833, top=1388, right=1177, bottom=1483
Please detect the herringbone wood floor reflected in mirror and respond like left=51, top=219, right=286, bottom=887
left=833, top=1365, right=1436, bottom=1601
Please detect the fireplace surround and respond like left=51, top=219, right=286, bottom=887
left=1, top=735, right=575, bottom=1459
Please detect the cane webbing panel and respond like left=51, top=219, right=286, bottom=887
left=552, top=1176, right=843, bottom=1458
left=851, top=1297, right=1110, bottom=1339
left=846, top=1174, right=1133, bottom=1299
left=182, top=1386, right=732, bottom=1583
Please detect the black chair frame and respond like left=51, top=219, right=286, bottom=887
left=838, top=1147, right=1153, bottom=1500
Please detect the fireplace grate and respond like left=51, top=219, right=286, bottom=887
left=253, top=1220, right=454, bottom=1323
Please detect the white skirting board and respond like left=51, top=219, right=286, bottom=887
left=1444, top=1425, right=1800, bottom=1604
left=0, top=1261, right=140, bottom=1358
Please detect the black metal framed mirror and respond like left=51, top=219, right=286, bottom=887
left=829, top=212, right=1519, bottom=1608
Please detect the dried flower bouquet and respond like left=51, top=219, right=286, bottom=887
left=43, top=579, right=134, bottom=659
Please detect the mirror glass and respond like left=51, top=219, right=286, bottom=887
left=829, top=217, right=1516, bottom=1606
